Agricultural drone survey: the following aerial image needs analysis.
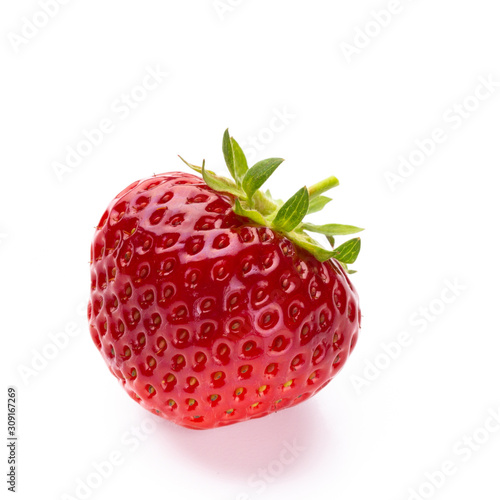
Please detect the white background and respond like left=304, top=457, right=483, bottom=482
left=2, top=1, right=500, bottom=499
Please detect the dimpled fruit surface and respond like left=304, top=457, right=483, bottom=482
left=89, top=171, right=360, bottom=429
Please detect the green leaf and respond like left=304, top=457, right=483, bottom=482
left=272, top=186, right=309, bottom=232
left=288, top=232, right=335, bottom=262
left=201, top=164, right=243, bottom=198
left=231, top=137, right=248, bottom=184
left=307, top=196, right=332, bottom=214
left=242, top=158, right=284, bottom=201
left=308, top=176, right=339, bottom=199
left=234, top=200, right=268, bottom=226
left=332, top=238, right=361, bottom=264
left=178, top=155, right=202, bottom=174
left=183, top=132, right=363, bottom=272
left=252, top=190, right=279, bottom=217
left=222, top=129, right=236, bottom=181
left=302, top=222, right=364, bottom=236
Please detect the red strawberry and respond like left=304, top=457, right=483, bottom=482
left=88, top=130, right=363, bottom=429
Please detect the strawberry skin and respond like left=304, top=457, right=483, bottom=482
left=89, top=171, right=361, bottom=429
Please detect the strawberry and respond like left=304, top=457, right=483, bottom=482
left=88, top=130, right=362, bottom=429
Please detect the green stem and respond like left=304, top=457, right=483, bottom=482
left=179, top=130, right=362, bottom=267
left=308, top=176, right=339, bottom=199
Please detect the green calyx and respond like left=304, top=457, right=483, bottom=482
left=179, top=129, right=363, bottom=269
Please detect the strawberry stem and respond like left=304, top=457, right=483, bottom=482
left=179, top=130, right=363, bottom=267
left=308, top=176, right=339, bottom=199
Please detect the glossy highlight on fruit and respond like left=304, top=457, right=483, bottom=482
left=88, top=131, right=362, bottom=429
